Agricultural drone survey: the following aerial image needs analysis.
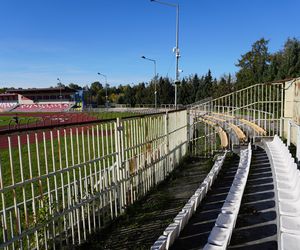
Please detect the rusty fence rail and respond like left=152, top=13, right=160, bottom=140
left=0, top=110, right=189, bottom=249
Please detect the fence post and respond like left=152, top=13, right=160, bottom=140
left=115, top=117, right=125, bottom=213
left=297, top=124, right=300, bottom=163
left=187, top=110, right=190, bottom=154
left=164, top=112, right=169, bottom=175
left=287, top=120, right=291, bottom=147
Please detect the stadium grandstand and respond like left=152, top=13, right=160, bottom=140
left=0, top=86, right=80, bottom=112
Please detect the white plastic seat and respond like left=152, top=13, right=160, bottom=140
left=225, top=192, right=241, bottom=204
left=183, top=203, right=194, bottom=220
left=273, top=158, right=294, bottom=169
left=221, top=201, right=240, bottom=215
left=191, top=193, right=201, bottom=209
left=279, top=200, right=300, bottom=217
left=195, top=186, right=205, bottom=201
left=174, top=210, right=189, bottom=232
left=275, top=162, right=297, bottom=174
left=200, top=181, right=209, bottom=195
left=186, top=196, right=197, bottom=213
left=151, top=235, right=167, bottom=250
left=278, top=182, right=300, bottom=201
left=280, top=216, right=300, bottom=234
left=277, top=176, right=300, bottom=191
left=215, top=213, right=235, bottom=229
left=207, top=226, right=231, bottom=246
left=276, top=171, right=300, bottom=185
left=281, top=233, right=300, bottom=250
left=234, top=171, right=247, bottom=180
left=203, top=243, right=225, bottom=250
left=163, top=222, right=180, bottom=249
left=232, top=178, right=245, bottom=187
left=229, top=184, right=243, bottom=194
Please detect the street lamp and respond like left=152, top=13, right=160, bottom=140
left=97, top=72, right=109, bottom=108
left=150, top=0, right=180, bottom=109
left=141, top=56, right=157, bottom=109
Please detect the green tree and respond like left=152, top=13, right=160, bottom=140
left=123, top=85, right=136, bottom=106
left=68, top=83, right=82, bottom=90
left=277, top=38, right=300, bottom=79
left=158, top=77, right=174, bottom=104
left=236, top=38, right=271, bottom=88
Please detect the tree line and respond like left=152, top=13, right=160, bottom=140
left=82, top=37, right=300, bottom=107
left=2, top=37, right=300, bottom=107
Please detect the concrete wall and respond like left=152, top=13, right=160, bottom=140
left=283, top=78, right=300, bottom=145
left=294, top=78, right=300, bottom=124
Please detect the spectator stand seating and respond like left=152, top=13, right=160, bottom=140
left=203, top=143, right=252, bottom=250
left=0, top=103, right=18, bottom=112
left=151, top=151, right=228, bottom=250
left=264, top=135, right=300, bottom=250
left=12, top=103, right=72, bottom=112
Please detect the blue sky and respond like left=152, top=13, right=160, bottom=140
left=0, top=0, right=299, bottom=88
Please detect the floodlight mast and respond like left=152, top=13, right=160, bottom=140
left=97, top=72, right=108, bottom=108
left=151, top=0, right=180, bottom=109
left=57, top=78, right=62, bottom=104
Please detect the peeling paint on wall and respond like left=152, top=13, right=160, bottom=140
left=294, top=80, right=300, bottom=124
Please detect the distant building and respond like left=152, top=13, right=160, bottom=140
left=0, top=87, right=81, bottom=112
left=5, top=86, right=77, bottom=103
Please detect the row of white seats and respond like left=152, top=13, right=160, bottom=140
left=265, top=135, right=300, bottom=250
left=204, top=143, right=252, bottom=250
left=151, top=152, right=228, bottom=250
left=0, top=103, right=17, bottom=112
left=13, top=104, right=72, bottom=112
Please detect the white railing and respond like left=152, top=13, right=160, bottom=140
left=189, top=82, right=284, bottom=138
left=0, top=110, right=188, bottom=249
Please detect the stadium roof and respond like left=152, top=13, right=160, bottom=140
left=6, top=87, right=77, bottom=94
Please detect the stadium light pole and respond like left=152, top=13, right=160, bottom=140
left=57, top=78, right=62, bottom=105
left=97, top=72, right=108, bottom=108
left=141, top=56, right=157, bottom=109
left=150, top=0, right=180, bottom=109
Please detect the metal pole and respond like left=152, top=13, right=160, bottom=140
left=154, top=60, right=157, bottom=109
left=97, top=73, right=108, bottom=108
left=151, top=0, right=180, bottom=109
left=57, top=78, right=62, bottom=105
left=141, top=56, right=157, bottom=109
left=175, top=4, right=179, bottom=109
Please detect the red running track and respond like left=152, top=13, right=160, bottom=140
left=0, top=125, right=113, bottom=149
left=0, top=112, right=97, bottom=132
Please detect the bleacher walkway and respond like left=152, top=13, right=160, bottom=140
left=171, top=147, right=277, bottom=250
left=76, top=157, right=213, bottom=249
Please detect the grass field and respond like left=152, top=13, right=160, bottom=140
left=0, top=114, right=165, bottom=246
left=0, top=113, right=158, bottom=206
left=0, top=112, right=139, bottom=127
left=89, top=112, right=139, bottom=120
left=0, top=115, right=41, bottom=126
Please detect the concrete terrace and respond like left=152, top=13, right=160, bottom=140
left=75, top=157, right=213, bottom=250
left=169, top=147, right=278, bottom=250
left=75, top=146, right=280, bottom=250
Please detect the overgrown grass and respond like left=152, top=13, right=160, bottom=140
left=76, top=155, right=213, bottom=250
